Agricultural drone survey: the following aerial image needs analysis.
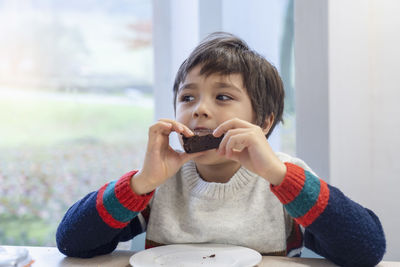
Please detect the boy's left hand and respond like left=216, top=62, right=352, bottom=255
left=213, top=118, right=286, bottom=185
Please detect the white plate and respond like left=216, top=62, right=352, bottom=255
left=0, top=247, right=32, bottom=267
left=129, top=243, right=262, bottom=267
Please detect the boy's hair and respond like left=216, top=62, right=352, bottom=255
left=173, top=32, right=284, bottom=138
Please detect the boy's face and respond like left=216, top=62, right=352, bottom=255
left=175, top=65, right=256, bottom=165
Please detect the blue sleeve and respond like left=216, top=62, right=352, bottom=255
left=304, top=185, right=386, bottom=267
left=56, top=191, right=144, bottom=258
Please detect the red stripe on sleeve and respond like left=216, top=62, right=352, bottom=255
left=295, top=179, right=330, bottom=227
left=114, top=170, right=154, bottom=212
left=96, top=183, right=129, bottom=229
left=270, top=163, right=306, bottom=204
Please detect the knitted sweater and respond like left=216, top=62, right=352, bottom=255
left=56, top=152, right=386, bottom=266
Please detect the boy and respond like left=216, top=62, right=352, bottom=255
left=56, top=32, right=386, bottom=266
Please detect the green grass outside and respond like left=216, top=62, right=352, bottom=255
left=0, top=215, right=55, bottom=246
left=0, top=96, right=153, bottom=148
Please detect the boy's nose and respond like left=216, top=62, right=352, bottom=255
left=193, top=100, right=210, bottom=118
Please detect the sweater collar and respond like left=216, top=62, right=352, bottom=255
left=181, top=160, right=259, bottom=200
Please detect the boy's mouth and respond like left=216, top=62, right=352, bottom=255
left=192, top=128, right=214, bottom=136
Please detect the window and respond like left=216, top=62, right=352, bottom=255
left=0, top=0, right=153, bottom=246
left=222, top=0, right=295, bottom=155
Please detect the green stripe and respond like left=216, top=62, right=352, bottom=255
left=103, top=180, right=138, bottom=223
left=284, top=170, right=321, bottom=218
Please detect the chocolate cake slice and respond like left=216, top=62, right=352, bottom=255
left=182, top=133, right=224, bottom=153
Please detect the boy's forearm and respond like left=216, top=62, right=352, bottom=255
left=56, top=192, right=125, bottom=257
left=305, top=187, right=385, bottom=266
left=130, top=171, right=159, bottom=195
left=262, top=161, right=287, bottom=186
left=270, top=163, right=329, bottom=226
left=57, top=171, right=154, bottom=257
left=271, top=163, right=386, bottom=266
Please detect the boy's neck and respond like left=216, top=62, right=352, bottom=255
left=195, top=161, right=241, bottom=183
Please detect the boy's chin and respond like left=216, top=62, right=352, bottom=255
left=191, top=149, right=230, bottom=165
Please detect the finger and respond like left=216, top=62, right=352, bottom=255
left=147, top=122, right=174, bottom=152
left=149, top=121, right=173, bottom=137
left=159, top=118, right=194, bottom=137
left=225, top=133, right=250, bottom=158
left=158, top=118, right=184, bottom=134
left=218, top=128, right=250, bottom=155
left=213, top=118, right=254, bottom=137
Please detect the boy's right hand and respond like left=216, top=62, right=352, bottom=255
left=130, top=119, right=203, bottom=195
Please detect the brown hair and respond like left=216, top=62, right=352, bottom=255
left=173, top=32, right=284, bottom=138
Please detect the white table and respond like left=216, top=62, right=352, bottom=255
left=2, top=246, right=399, bottom=267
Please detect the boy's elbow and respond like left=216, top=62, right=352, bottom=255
left=347, top=237, right=386, bottom=267
left=56, top=242, right=76, bottom=258
left=363, top=210, right=387, bottom=266
left=56, top=223, right=120, bottom=258
left=325, top=210, right=387, bottom=267
left=330, top=233, right=386, bottom=267
left=347, top=208, right=386, bottom=266
left=345, top=222, right=386, bottom=267
left=56, top=231, right=98, bottom=258
left=56, top=224, right=91, bottom=258
left=56, top=227, right=78, bottom=257
left=363, top=232, right=386, bottom=266
left=56, top=235, right=99, bottom=258
left=56, top=235, right=71, bottom=257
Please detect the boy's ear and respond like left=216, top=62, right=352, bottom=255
left=262, top=114, right=275, bottom=135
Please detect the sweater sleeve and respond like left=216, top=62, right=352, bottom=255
left=56, top=170, right=154, bottom=258
left=271, top=163, right=386, bottom=267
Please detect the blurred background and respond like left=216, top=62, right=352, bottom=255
left=0, top=0, right=154, bottom=248
left=0, top=0, right=295, bottom=249
left=1, top=0, right=399, bottom=262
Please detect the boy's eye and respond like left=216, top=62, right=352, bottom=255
left=180, top=95, right=194, bottom=102
left=216, top=94, right=233, bottom=101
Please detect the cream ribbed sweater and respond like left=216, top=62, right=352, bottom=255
left=145, top=152, right=312, bottom=255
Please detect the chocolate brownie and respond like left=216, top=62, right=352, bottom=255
left=182, top=133, right=224, bottom=153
